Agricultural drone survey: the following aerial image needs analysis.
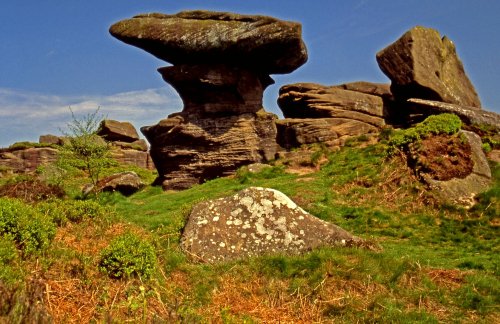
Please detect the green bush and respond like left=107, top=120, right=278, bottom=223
left=37, top=199, right=113, bottom=225
left=99, top=232, right=157, bottom=279
left=0, top=198, right=56, bottom=256
left=388, top=114, right=462, bottom=153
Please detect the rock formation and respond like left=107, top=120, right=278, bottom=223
left=276, top=82, right=387, bottom=149
left=376, top=26, right=481, bottom=109
left=0, top=120, right=155, bottom=175
left=421, top=131, right=492, bottom=207
left=110, top=11, right=308, bottom=190
left=181, top=187, right=366, bottom=262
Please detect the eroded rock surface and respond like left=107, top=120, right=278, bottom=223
left=111, top=10, right=307, bottom=189
left=376, top=26, right=481, bottom=108
left=109, top=11, right=307, bottom=74
left=0, top=147, right=58, bottom=173
left=276, top=82, right=385, bottom=149
left=181, top=187, right=364, bottom=262
left=142, top=112, right=277, bottom=190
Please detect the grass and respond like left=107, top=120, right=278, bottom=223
left=0, top=139, right=498, bottom=322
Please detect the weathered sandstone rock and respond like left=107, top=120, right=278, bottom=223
left=407, top=98, right=500, bottom=132
left=112, top=139, right=148, bottom=152
left=181, top=187, right=365, bottom=262
left=276, top=118, right=378, bottom=149
left=278, top=83, right=386, bottom=127
left=110, top=148, right=155, bottom=170
left=334, top=81, right=393, bottom=101
left=0, top=147, right=58, bottom=173
left=111, top=10, right=306, bottom=189
left=376, top=26, right=481, bottom=108
left=142, top=112, right=277, bottom=190
left=109, top=11, right=307, bottom=74
left=98, top=120, right=140, bottom=143
left=39, top=134, right=65, bottom=146
left=422, top=131, right=491, bottom=207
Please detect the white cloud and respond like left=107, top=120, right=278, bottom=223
left=0, top=87, right=182, bottom=148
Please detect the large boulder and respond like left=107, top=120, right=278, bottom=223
left=109, top=11, right=307, bottom=74
left=142, top=112, right=277, bottom=190
left=98, top=120, right=140, bottom=143
left=376, top=26, right=481, bottom=108
left=181, top=187, right=365, bottom=263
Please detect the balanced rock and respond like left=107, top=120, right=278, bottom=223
left=111, top=11, right=307, bottom=189
left=376, top=26, right=481, bottom=108
left=109, top=11, right=307, bottom=74
left=181, top=187, right=364, bottom=263
left=98, top=120, right=140, bottom=143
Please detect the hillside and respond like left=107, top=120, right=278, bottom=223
left=0, top=132, right=498, bottom=322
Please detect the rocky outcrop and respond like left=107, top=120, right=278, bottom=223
left=422, top=131, right=491, bottom=207
left=276, top=82, right=386, bottom=149
left=111, top=11, right=308, bottom=190
left=376, top=26, right=481, bottom=108
left=0, top=147, right=58, bottom=173
left=407, top=98, right=500, bottom=132
left=181, top=187, right=366, bottom=263
left=98, top=120, right=140, bottom=143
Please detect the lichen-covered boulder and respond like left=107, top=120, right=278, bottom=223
left=376, top=26, right=481, bottom=108
left=109, top=11, right=307, bottom=74
left=181, top=187, right=365, bottom=263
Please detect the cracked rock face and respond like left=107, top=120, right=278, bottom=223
left=181, top=187, right=363, bottom=263
left=376, top=26, right=481, bottom=108
left=109, top=11, right=307, bottom=74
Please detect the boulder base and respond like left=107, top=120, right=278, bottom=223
left=181, top=187, right=364, bottom=262
left=142, top=112, right=278, bottom=190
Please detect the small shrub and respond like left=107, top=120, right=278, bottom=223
left=0, top=178, right=65, bottom=202
left=99, top=232, right=157, bottom=279
left=37, top=199, right=113, bottom=225
left=388, top=113, right=462, bottom=154
left=0, top=198, right=56, bottom=256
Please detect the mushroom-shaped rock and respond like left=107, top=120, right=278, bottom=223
left=109, top=11, right=308, bottom=74
left=376, top=26, right=481, bottom=108
left=181, top=187, right=367, bottom=263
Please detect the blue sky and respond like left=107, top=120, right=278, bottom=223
left=1, top=0, right=499, bottom=147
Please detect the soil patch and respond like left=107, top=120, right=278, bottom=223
left=409, top=134, right=473, bottom=181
